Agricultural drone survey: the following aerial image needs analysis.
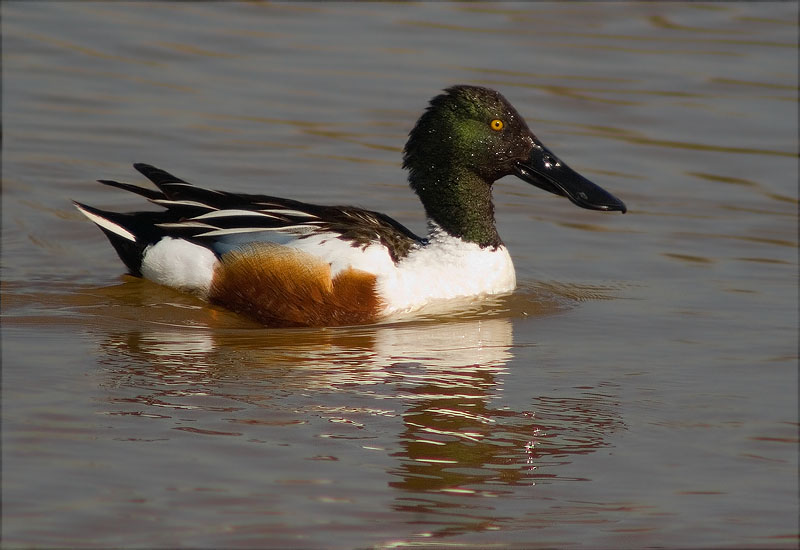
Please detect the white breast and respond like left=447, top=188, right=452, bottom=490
left=376, top=229, right=516, bottom=315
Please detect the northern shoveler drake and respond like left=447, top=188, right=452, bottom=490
left=74, top=85, right=626, bottom=327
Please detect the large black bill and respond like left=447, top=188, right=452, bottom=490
left=514, top=141, right=627, bottom=213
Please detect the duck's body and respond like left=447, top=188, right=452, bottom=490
left=75, top=86, right=625, bottom=327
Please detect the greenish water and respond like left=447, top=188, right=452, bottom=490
left=2, top=3, right=797, bottom=548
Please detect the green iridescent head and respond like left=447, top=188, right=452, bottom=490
left=402, top=85, right=626, bottom=247
left=403, top=85, right=534, bottom=185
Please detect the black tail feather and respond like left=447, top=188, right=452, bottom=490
left=98, top=179, right=165, bottom=201
left=73, top=201, right=188, bottom=276
left=99, top=227, right=147, bottom=277
left=133, top=163, right=189, bottom=188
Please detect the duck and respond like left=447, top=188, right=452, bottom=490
left=74, top=85, right=626, bottom=328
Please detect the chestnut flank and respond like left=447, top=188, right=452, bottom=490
left=209, top=243, right=382, bottom=327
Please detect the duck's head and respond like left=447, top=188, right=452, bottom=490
left=403, top=85, right=626, bottom=216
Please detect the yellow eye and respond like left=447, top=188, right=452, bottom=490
left=490, top=119, right=504, bottom=131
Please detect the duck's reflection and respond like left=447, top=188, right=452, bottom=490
left=91, top=294, right=622, bottom=539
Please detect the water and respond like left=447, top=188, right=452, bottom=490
left=2, top=2, right=797, bottom=548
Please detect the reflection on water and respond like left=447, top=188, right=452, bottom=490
left=51, top=292, right=625, bottom=539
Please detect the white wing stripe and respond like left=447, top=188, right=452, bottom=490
left=156, top=221, right=217, bottom=229
left=151, top=199, right=218, bottom=209
left=193, top=209, right=279, bottom=220
left=260, top=208, right=318, bottom=218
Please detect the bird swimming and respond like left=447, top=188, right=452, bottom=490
left=74, top=85, right=626, bottom=327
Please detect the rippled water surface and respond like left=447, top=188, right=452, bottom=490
left=2, top=3, right=798, bottom=548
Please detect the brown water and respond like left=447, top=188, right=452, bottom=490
left=2, top=3, right=798, bottom=548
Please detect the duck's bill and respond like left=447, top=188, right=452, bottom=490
left=514, top=141, right=627, bottom=213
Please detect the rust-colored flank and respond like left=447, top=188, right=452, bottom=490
left=209, top=243, right=383, bottom=328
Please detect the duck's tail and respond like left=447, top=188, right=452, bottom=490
left=73, top=201, right=157, bottom=276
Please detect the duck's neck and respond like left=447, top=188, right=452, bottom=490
left=410, top=167, right=502, bottom=248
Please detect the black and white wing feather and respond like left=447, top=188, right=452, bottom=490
left=94, top=163, right=423, bottom=263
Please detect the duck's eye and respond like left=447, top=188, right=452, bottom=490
left=490, top=119, right=504, bottom=131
